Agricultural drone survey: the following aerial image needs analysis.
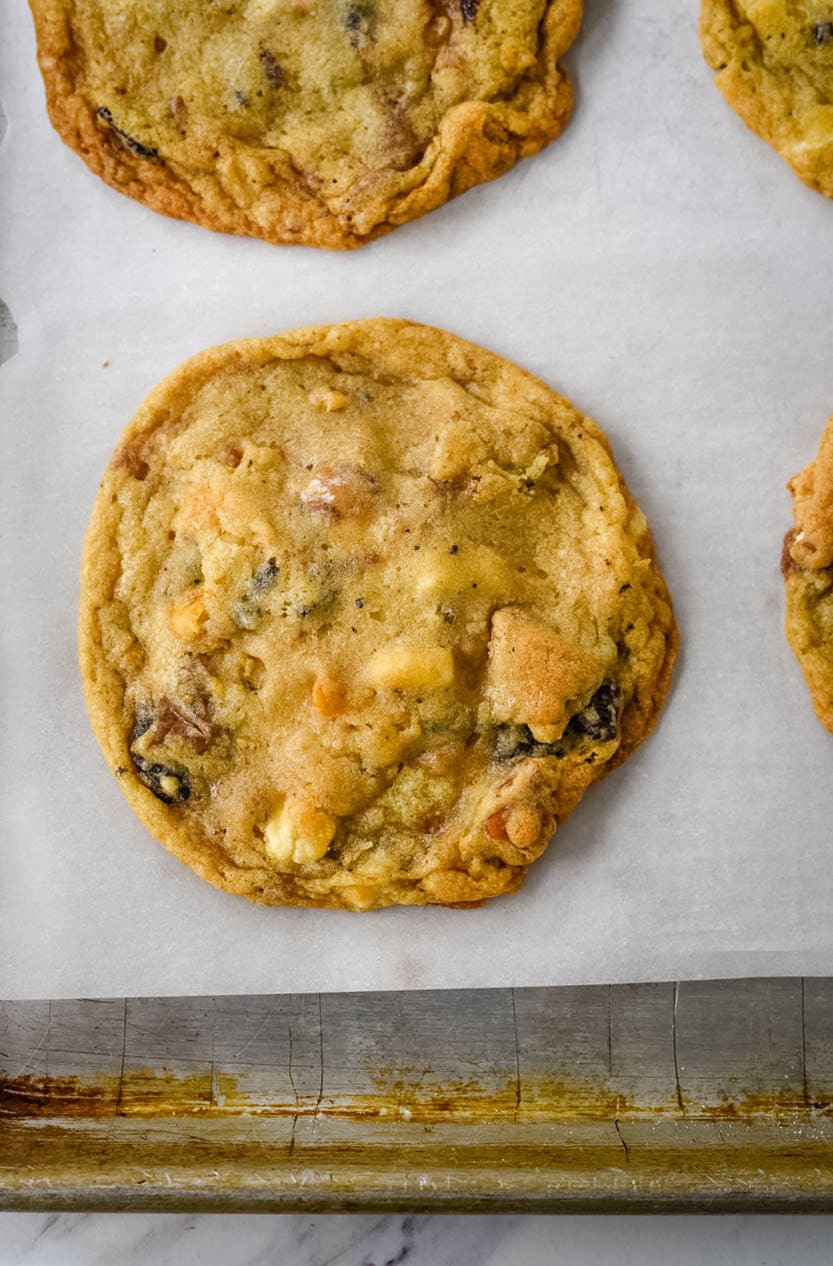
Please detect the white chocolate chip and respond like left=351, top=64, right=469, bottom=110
left=366, top=645, right=455, bottom=690
left=263, top=796, right=336, bottom=868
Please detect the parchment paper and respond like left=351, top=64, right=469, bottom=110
left=3, top=0, right=833, bottom=1000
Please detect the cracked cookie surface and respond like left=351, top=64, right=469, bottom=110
left=701, top=1, right=833, bottom=197
left=30, top=0, right=582, bottom=248
left=784, top=411, right=833, bottom=731
left=79, top=319, right=677, bottom=909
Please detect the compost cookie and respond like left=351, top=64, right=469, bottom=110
left=79, top=320, right=677, bottom=909
left=701, top=1, right=833, bottom=198
left=784, top=412, right=833, bottom=731
left=30, top=0, right=582, bottom=248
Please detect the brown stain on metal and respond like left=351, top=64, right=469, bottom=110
left=4, top=1069, right=833, bottom=1125
left=692, top=1090, right=821, bottom=1120
left=0, top=1072, right=241, bottom=1120
left=0, top=1069, right=639, bottom=1124
left=5, top=1072, right=833, bottom=1211
left=0, top=1075, right=118, bottom=1119
left=5, top=1120, right=829, bottom=1169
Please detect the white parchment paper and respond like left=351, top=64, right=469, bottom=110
left=3, top=1, right=833, bottom=1000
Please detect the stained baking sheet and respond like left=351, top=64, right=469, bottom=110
left=3, top=1, right=833, bottom=1000
left=5, top=979, right=833, bottom=1212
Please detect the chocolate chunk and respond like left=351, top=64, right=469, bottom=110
left=131, top=696, right=213, bottom=757
left=815, top=21, right=833, bottom=45
left=131, top=753, right=191, bottom=805
left=251, top=559, right=279, bottom=592
left=234, top=560, right=280, bottom=628
left=114, top=442, right=149, bottom=481
left=781, top=528, right=800, bottom=576
left=154, top=698, right=214, bottom=753
left=494, top=725, right=562, bottom=761
left=259, top=48, right=285, bottom=88
left=494, top=682, right=623, bottom=761
left=345, top=3, right=376, bottom=46
left=568, top=681, right=622, bottom=743
left=131, top=707, right=155, bottom=743
left=95, top=107, right=159, bottom=158
left=461, top=0, right=479, bottom=22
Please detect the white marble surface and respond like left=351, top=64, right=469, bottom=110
left=1, top=1214, right=832, bottom=1264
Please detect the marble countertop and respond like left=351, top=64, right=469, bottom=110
left=1, top=1214, right=832, bottom=1265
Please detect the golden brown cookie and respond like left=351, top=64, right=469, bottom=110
left=701, top=1, right=833, bottom=198
left=79, top=319, right=677, bottom=909
left=30, top=0, right=582, bottom=249
left=784, top=411, right=833, bottom=731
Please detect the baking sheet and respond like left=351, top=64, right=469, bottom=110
left=7, top=980, right=833, bottom=1214
left=3, top=0, right=833, bottom=1000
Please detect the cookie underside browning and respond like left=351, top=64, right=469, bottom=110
left=784, top=411, right=833, bottom=732
left=701, top=1, right=833, bottom=198
left=79, top=320, right=677, bottom=909
left=30, top=0, right=582, bottom=248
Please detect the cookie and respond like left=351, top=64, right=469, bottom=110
left=30, top=0, right=582, bottom=249
left=784, top=412, right=833, bottom=731
left=79, top=319, right=677, bottom=909
left=701, top=1, right=833, bottom=198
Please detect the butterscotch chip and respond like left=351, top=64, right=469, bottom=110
left=784, top=412, right=833, bottom=732
left=78, top=319, right=677, bottom=909
left=29, top=0, right=582, bottom=249
left=701, top=1, right=833, bottom=198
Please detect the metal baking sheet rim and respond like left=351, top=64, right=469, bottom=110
left=4, top=977, right=833, bottom=1212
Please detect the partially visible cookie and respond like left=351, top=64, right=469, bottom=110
left=30, top=0, right=582, bottom=249
left=79, top=319, right=677, bottom=909
left=701, top=2, right=833, bottom=197
left=784, top=413, right=833, bottom=731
